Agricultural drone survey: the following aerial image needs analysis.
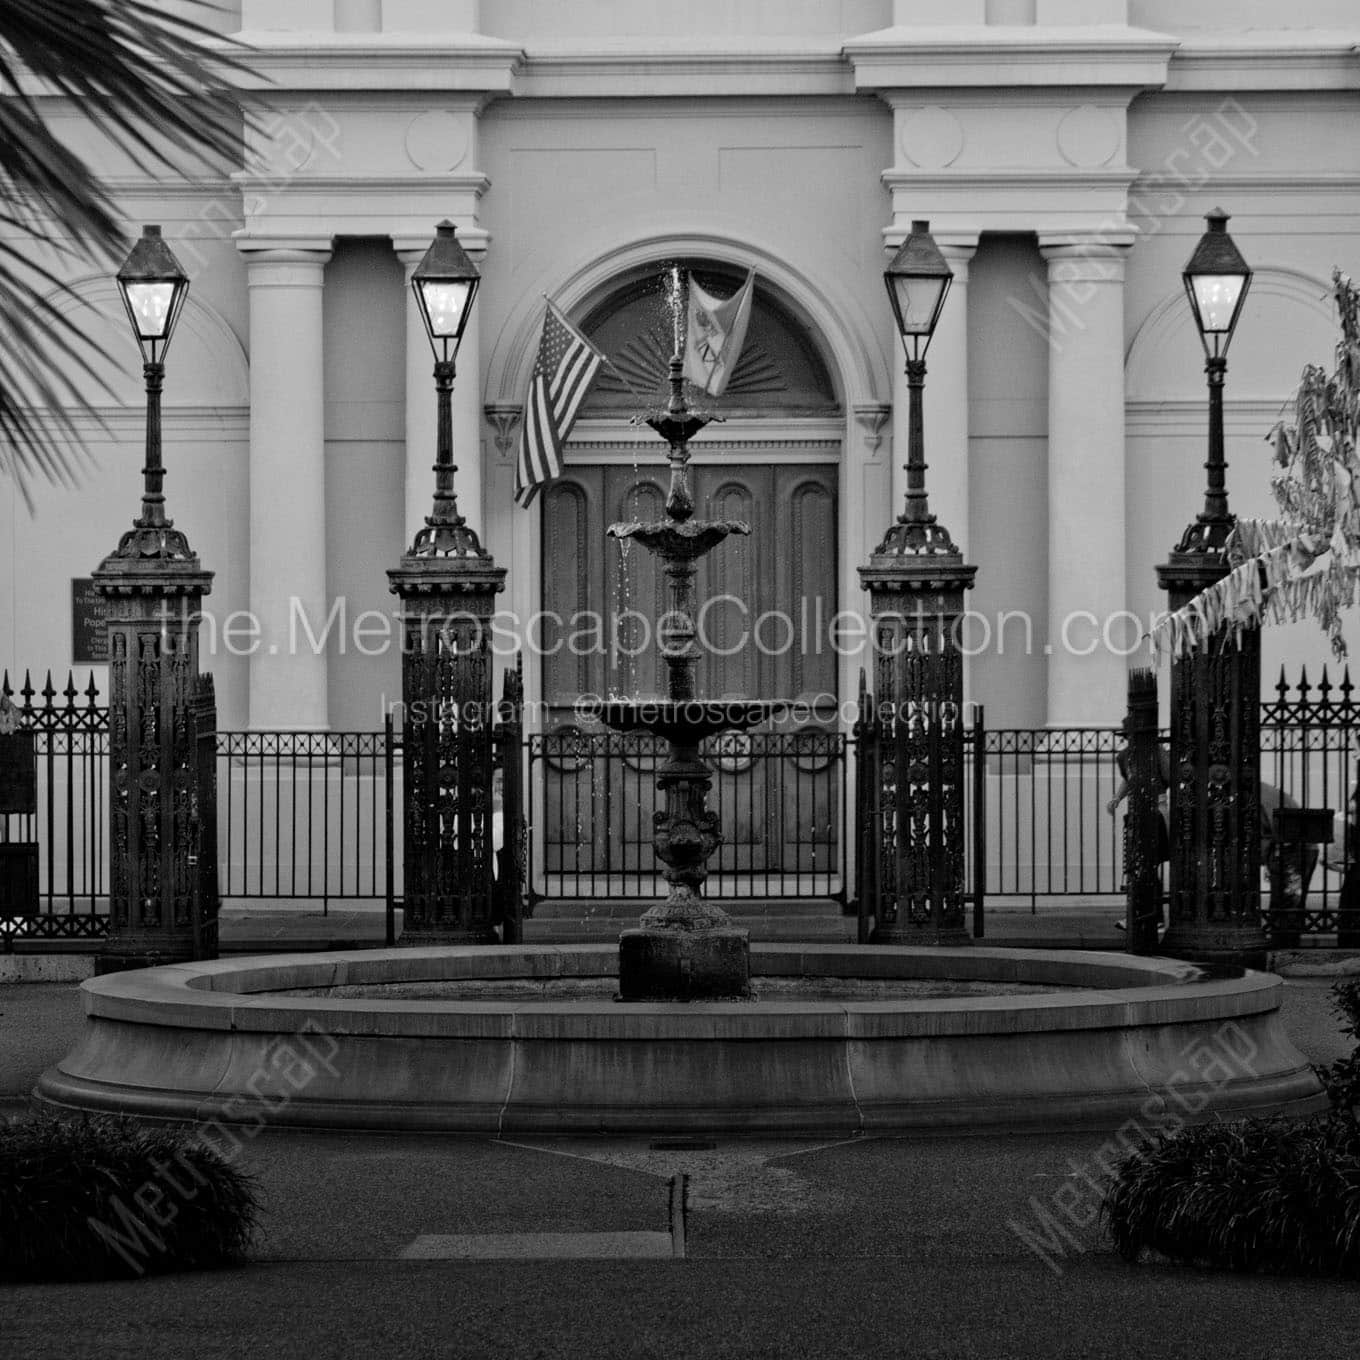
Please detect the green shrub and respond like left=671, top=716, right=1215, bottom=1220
left=1102, top=1115, right=1360, bottom=1275
left=1314, top=978, right=1360, bottom=1114
left=0, top=1113, right=259, bottom=1282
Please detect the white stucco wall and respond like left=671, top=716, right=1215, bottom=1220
left=4, top=3, right=1360, bottom=731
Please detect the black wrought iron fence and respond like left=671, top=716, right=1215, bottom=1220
left=527, top=727, right=846, bottom=901
left=1260, top=666, right=1357, bottom=932
left=0, top=671, right=109, bottom=945
left=7, top=664, right=1360, bottom=944
left=216, top=726, right=397, bottom=909
left=973, top=723, right=1127, bottom=908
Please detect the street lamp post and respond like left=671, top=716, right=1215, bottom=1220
left=859, top=221, right=977, bottom=945
left=1157, top=208, right=1267, bottom=966
left=93, top=226, right=218, bottom=969
left=388, top=222, right=506, bottom=945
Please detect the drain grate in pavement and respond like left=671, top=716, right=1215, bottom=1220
left=399, top=1232, right=674, bottom=1261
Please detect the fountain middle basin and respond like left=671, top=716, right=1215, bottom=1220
left=36, top=945, right=1324, bottom=1134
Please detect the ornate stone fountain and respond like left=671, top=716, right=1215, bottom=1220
left=604, top=349, right=782, bottom=1000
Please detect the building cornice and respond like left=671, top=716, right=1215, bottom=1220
left=844, top=24, right=1178, bottom=91
left=1129, top=170, right=1360, bottom=196
left=1163, top=33, right=1360, bottom=93
left=220, top=31, right=524, bottom=93
left=1126, top=398, right=1290, bottom=438
left=511, top=43, right=852, bottom=98
left=884, top=166, right=1136, bottom=191
left=21, top=406, right=250, bottom=442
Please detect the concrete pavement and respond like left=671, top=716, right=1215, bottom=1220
left=2, top=972, right=1358, bottom=1356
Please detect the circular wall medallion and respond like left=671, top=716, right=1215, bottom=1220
left=405, top=111, right=470, bottom=174
left=900, top=106, right=965, bottom=169
left=1056, top=105, right=1121, bottom=169
left=710, top=731, right=754, bottom=775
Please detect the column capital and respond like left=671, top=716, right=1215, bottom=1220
left=883, top=224, right=979, bottom=255
left=1039, top=235, right=1130, bottom=283
left=235, top=239, right=334, bottom=264
left=394, top=226, right=491, bottom=272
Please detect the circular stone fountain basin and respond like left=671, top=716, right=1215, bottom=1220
left=36, top=944, right=1324, bottom=1135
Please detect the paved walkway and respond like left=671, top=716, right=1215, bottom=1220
left=1, top=973, right=1357, bottom=1357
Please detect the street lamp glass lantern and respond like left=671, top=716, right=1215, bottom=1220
left=412, top=220, right=480, bottom=363
left=116, top=225, right=189, bottom=364
left=884, top=219, right=953, bottom=360
left=1183, top=208, right=1252, bottom=359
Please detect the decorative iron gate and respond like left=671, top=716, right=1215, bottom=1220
left=852, top=677, right=986, bottom=941
left=528, top=727, right=846, bottom=901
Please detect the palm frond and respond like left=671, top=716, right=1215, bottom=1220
left=0, top=0, right=256, bottom=507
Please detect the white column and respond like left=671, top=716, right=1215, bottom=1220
left=333, top=0, right=381, bottom=31
left=241, top=246, right=332, bottom=730
left=1040, top=238, right=1129, bottom=725
left=397, top=239, right=486, bottom=546
left=889, top=238, right=975, bottom=556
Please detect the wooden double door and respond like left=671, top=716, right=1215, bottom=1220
left=538, top=460, right=841, bottom=888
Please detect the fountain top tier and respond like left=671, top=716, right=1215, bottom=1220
left=610, top=351, right=743, bottom=531
left=605, top=341, right=764, bottom=712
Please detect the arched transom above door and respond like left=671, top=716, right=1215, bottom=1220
left=579, top=261, right=840, bottom=417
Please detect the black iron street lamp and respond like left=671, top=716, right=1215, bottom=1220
left=95, top=225, right=217, bottom=968
left=1158, top=208, right=1266, bottom=968
left=389, top=222, right=506, bottom=947
left=114, top=224, right=191, bottom=557
left=1180, top=207, right=1253, bottom=550
left=858, top=219, right=976, bottom=946
left=409, top=219, right=481, bottom=555
left=882, top=219, right=954, bottom=550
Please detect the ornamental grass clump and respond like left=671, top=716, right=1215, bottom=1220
left=1314, top=978, right=1360, bottom=1114
left=0, top=1113, right=258, bottom=1282
left=1103, top=1115, right=1360, bottom=1276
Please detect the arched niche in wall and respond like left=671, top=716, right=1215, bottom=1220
left=1126, top=266, right=1338, bottom=404
left=33, top=276, right=248, bottom=410
left=578, top=261, right=840, bottom=418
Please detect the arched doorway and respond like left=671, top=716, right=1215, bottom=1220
left=536, top=262, right=845, bottom=895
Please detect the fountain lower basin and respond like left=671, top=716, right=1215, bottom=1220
left=36, top=945, right=1325, bottom=1135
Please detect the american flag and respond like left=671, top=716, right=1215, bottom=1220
left=515, top=301, right=605, bottom=507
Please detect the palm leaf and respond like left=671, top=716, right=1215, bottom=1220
left=0, top=0, right=256, bottom=507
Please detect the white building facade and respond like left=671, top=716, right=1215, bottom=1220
left=4, top=0, right=1359, bottom=736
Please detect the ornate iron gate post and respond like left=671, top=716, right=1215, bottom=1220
left=93, top=530, right=215, bottom=969
left=1157, top=555, right=1268, bottom=968
left=1123, top=668, right=1163, bottom=955
left=859, top=531, right=976, bottom=946
left=388, top=536, right=505, bottom=946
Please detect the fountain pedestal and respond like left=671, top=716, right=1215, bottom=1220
left=608, top=719, right=758, bottom=1000
left=599, top=700, right=779, bottom=1000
